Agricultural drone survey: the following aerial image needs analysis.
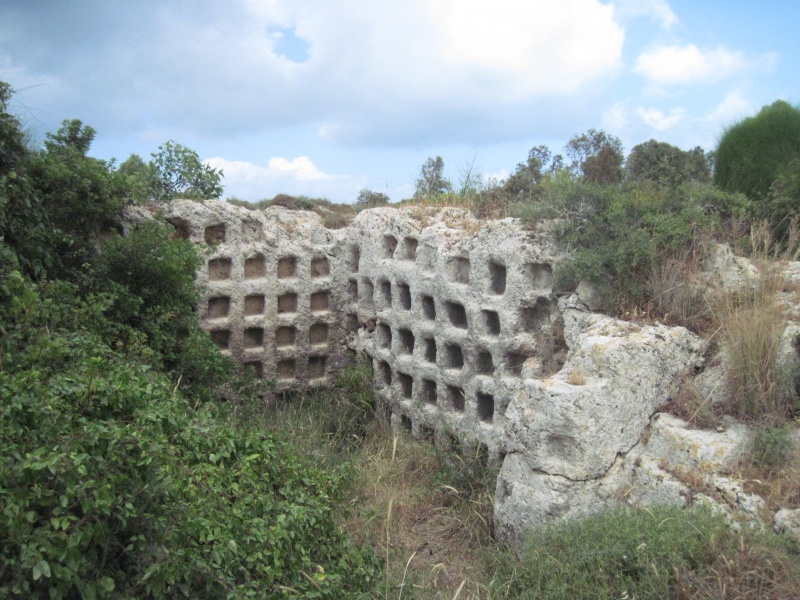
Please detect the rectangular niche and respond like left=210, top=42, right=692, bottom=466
left=361, top=279, right=375, bottom=311
left=309, top=355, right=327, bottom=380
left=379, top=280, right=392, bottom=306
left=168, top=217, right=190, bottom=239
left=476, top=350, right=495, bottom=375
left=422, top=379, right=437, bottom=405
left=383, top=234, right=398, bottom=258
left=243, top=327, right=264, bottom=349
left=419, top=425, right=434, bottom=443
left=447, top=385, right=465, bottom=412
left=244, top=254, right=266, bottom=279
left=348, top=279, right=358, bottom=302
left=275, top=326, right=297, bottom=347
left=277, top=292, right=298, bottom=314
left=445, top=343, right=464, bottom=370
left=207, top=296, right=230, bottom=319
left=398, top=283, right=411, bottom=310
left=277, top=256, right=297, bottom=279
left=489, top=261, right=507, bottom=295
left=403, top=237, right=418, bottom=260
left=350, top=246, right=360, bottom=273
left=400, top=414, right=412, bottom=433
left=244, top=361, right=263, bottom=378
left=378, top=323, right=392, bottom=349
left=204, top=223, right=226, bottom=245
left=310, top=291, right=330, bottom=312
left=277, top=359, right=296, bottom=380
left=416, top=296, right=433, bottom=322
left=210, top=329, right=230, bottom=350
left=208, top=257, right=232, bottom=281
left=506, top=352, right=527, bottom=377
left=447, top=256, right=470, bottom=284
left=244, top=294, right=265, bottom=316
left=477, top=392, right=495, bottom=423
left=525, top=262, right=553, bottom=290
left=423, top=338, right=437, bottom=363
left=378, top=360, right=392, bottom=386
left=398, top=372, right=413, bottom=399
left=311, top=256, right=330, bottom=278
left=446, top=301, right=467, bottom=329
left=520, top=297, right=551, bottom=333
left=309, top=322, right=329, bottom=345
left=397, top=328, right=415, bottom=355
left=345, top=313, right=358, bottom=333
left=481, top=310, right=501, bottom=336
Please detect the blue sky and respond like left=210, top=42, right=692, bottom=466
left=1, top=0, right=797, bottom=203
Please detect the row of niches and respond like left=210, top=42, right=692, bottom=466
left=372, top=359, right=508, bottom=425
left=171, top=221, right=267, bottom=246
left=206, top=290, right=331, bottom=319
left=209, top=322, right=332, bottom=351
left=207, top=254, right=330, bottom=282
left=350, top=278, right=552, bottom=336
left=348, top=242, right=553, bottom=295
left=372, top=325, right=534, bottom=379
left=239, top=355, right=329, bottom=382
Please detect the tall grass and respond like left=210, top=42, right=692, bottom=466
left=715, top=221, right=799, bottom=425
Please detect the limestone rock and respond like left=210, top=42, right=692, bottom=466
left=774, top=508, right=800, bottom=541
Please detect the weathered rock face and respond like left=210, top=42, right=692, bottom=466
left=494, top=315, right=704, bottom=539
left=164, top=200, right=352, bottom=390
left=151, top=200, right=797, bottom=542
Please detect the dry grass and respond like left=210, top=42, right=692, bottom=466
left=342, top=421, right=502, bottom=599
left=712, top=221, right=800, bottom=425
left=565, top=368, right=587, bottom=386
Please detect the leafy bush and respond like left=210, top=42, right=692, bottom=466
left=515, top=178, right=746, bottom=312
left=0, top=276, right=380, bottom=598
left=91, top=221, right=233, bottom=400
left=715, top=100, right=800, bottom=200
left=625, top=139, right=711, bottom=187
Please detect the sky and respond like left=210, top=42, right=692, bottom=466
left=1, top=0, right=798, bottom=203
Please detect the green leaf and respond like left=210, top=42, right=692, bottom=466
left=99, top=576, right=115, bottom=592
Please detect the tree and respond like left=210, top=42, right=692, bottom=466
left=504, top=145, right=565, bottom=198
left=625, top=140, right=711, bottom=187
left=356, top=188, right=389, bottom=207
left=149, top=140, right=223, bottom=202
left=715, top=100, right=800, bottom=200
left=27, top=119, right=126, bottom=278
left=565, top=129, right=624, bottom=185
left=413, top=156, right=452, bottom=199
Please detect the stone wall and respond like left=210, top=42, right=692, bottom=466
left=161, top=200, right=756, bottom=541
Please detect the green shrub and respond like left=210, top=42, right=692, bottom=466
left=0, top=276, right=380, bottom=598
left=715, top=100, right=800, bottom=201
left=91, top=221, right=232, bottom=400
left=515, top=178, right=745, bottom=313
left=751, top=425, right=795, bottom=469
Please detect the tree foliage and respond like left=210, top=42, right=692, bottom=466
left=414, top=156, right=452, bottom=199
left=566, top=129, right=624, bottom=185
left=356, top=188, right=389, bottom=207
left=148, top=140, right=223, bottom=203
left=715, top=100, right=800, bottom=200
left=504, top=145, right=565, bottom=199
left=625, top=140, right=711, bottom=187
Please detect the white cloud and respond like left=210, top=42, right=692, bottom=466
left=612, top=0, right=678, bottom=29
left=603, top=102, right=630, bottom=131
left=705, top=91, right=754, bottom=126
left=205, top=156, right=360, bottom=201
left=634, top=44, right=773, bottom=86
left=636, top=106, right=685, bottom=130
left=428, top=0, right=624, bottom=95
